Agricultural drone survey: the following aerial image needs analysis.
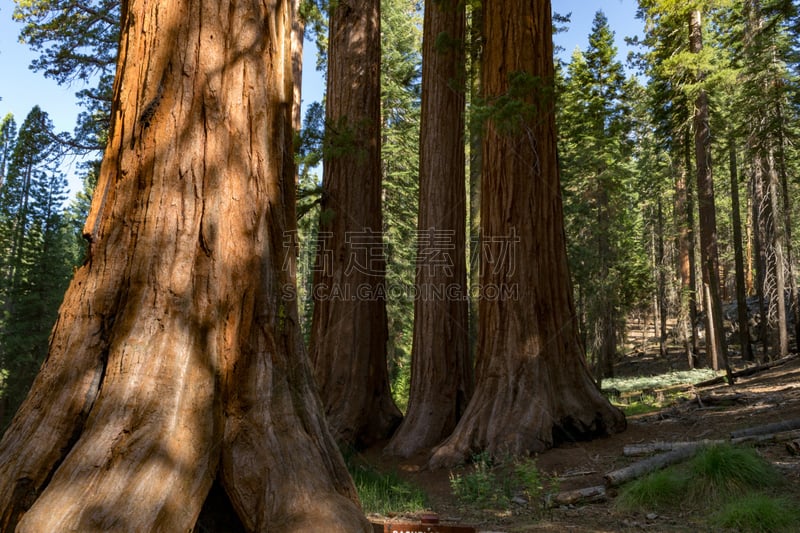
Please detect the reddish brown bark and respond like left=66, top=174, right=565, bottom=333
left=689, top=9, right=731, bottom=379
left=384, top=0, right=472, bottom=458
left=728, top=135, right=753, bottom=362
left=308, top=0, right=402, bottom=448
left=428, top=0, right=625, bottom=468
left=291, top=0, right=305, bottom=133
left=0, top=1, right=369, bottom=530
left=675, top=139, right=700, bottom=368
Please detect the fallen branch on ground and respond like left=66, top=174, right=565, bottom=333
left=731, top=429, right=800, bottom=445
left=623, top=439, right=724, bottom=457
left=695, top=354, right=799, bottom=388
left=545, top=485, right=607, bottom=507
left=692, top=393, right=746, bottom=406
left=604, top=444, right=706, bottom=487
left=730, top=418, right=800, bottom=439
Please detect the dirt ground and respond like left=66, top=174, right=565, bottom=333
left=362, top=344, right=800, bottom=532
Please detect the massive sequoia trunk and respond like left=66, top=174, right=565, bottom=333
left=428, top=0, right=626, bottom=468
left=0, top=1, right=369, bottom=531
left=308, top=0, right=402, bottom=448
left=384, top=0, right=472, bottom=458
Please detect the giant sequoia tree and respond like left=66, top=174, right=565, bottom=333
left=308, top=0, right=402, bottom=447
left=429, top=0, right=626, bottom=468
left=0, top=0, right=370, bottom=530
left=385, top=0, right=472, bottom=458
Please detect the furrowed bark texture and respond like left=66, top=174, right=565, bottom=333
left=385, top=0, right=472, bottom=458
left=309, top=0, right=402, bottom=448
left=429, top=0, right=626, bottom=469
left=0, top=0, right=369, bottom=531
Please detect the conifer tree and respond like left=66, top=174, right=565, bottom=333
left=638, top=0, right=733, bottom=380
left=0, top=115, right=17, bottom=192
left=735, top=0, right=799, bottom=357
left=429, top=0, right=625, bottom=467
left=309, top=0, right=403, bottom=447
left=0, top=0, right=370, bottom=528
left=13, top=0, right=119, bottom=153
left=0, top=106, right=72, bottom=427
left=386, top=0, right=472, bottom=457
left=560, top=11, right=641, bottom=381
left=380, top=0, right=422, bottom=410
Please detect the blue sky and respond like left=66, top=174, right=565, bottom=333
left=555, top=0, right=643, bottom=58
left=0, top=0, right=643, bottom=196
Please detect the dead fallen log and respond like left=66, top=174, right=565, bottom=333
left=625, top=430, right=800, bottom=457
left=623, top=439, right=724, bottom=457
left=604, top=444, right=705, bottom=487
left=730, top=418, right=800, bottom=439
left=545, top=485, right=607, bottom=507
left=731, top=428, right=800, bottom=445
left=694, top=393, right=745, bottom=406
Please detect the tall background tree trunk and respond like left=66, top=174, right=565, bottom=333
left=429, top=0, right=625, bottom=468
left=657, top=196, right=668, bottom=358
left=729, top=135, right=754, bottom=361
left=775, top=100, right=800, bottom=349
left=385, top=0, right=472, bottom=458
left=752, top=158, right=771, bottom=359
left=766, top=150, right=789, bottom=357
left=309, top=0, right=402, bottom=448
left=676, top=133, right=700, bottom=368
left=689, top=9, right=731, bottom=379
left=0, top=0, right=370, bottom=530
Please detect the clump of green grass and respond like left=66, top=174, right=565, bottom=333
left=616, top=468, right=689, bottom=511
left=449, top=452, right=549, bottom=509
left=617, top=443, right=794, bottom=530
left=687, top=444, right=782, bottom=502
left=344, top=454, right=427, bottom=515
left=711, top=494, right=800, bottom=532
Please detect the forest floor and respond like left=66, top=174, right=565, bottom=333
left=361, top=329, right=800, bottom=532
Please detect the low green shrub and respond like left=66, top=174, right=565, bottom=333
left=449, top=452, right=549, bottom=509
left=449, top=452, right=508, bottom=507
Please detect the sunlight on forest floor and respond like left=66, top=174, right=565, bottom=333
left=604, top=368, right=720, bottom=393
